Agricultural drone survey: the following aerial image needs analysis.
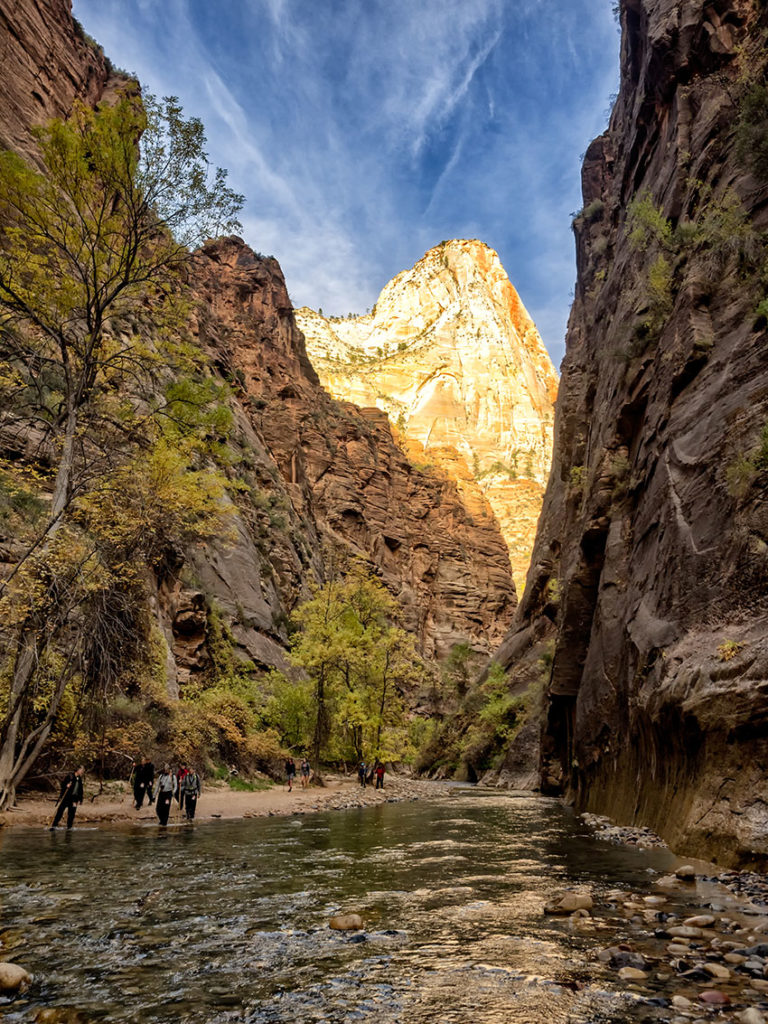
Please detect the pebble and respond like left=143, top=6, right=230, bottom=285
left=669, top=925, right=705, bottom=938
left=675, top=865, right=697, bottom=880
left=703, top=963, right=731, bottom=980
left=672, top=995, right=692, bottom=1008
left=684, top=915, right=716, bottom=927
left=699, top=990, right=730, bottom=1004
left=726, top=953, right=747, bottom=964
left=618, top=966, right=648, bottom=981
left=0, top=962, right=32, bottom=993
left=738, top=1010, right=766, bottom=1024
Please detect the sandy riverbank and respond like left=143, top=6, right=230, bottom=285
left=0, top=774, right=441, bottom=829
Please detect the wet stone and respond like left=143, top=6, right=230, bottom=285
left=699, top=990, right=730, bottom=1005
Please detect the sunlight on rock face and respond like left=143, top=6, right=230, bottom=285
left=297, top=239, right=558, bottom=593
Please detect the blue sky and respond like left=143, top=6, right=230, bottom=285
left=73, top=0, right=619, bottom=366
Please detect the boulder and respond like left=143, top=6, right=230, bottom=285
left=544, top=892, right=593, bottom=915
left=675, top=865, right=696, bottom=881
left=329, top=914, right=364, bottom=931
left=0, top=961, right=32, bottom=993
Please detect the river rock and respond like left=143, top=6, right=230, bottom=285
left=544, top=892, right=593, bottom=914
left=672, top=995, right=692, bottom=1008
left=0, top=962, right=32, bottom=993
left=699, top=990, right=730, bottom=1005
left=738, top=1010, right=765, bottom=1024
left=669, top=925, right=705, bottom=938
left=329, top=914, right=364, bottom=931
left=750, top=978, right=768, bottom=992
left=703, top=963, right=731, bottom=980
left=675, top=866, right=696, bottom=881
left=684, top=915, right=715, bottom=928
left=618, top=966, right=648, bottom=981
left=725, top=952, right=747, bottom=963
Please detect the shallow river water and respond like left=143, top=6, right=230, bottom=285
left=0, top=790, right=751, bottom=1023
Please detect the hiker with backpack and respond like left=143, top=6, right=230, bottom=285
left=154, top=764, right=177, bottom=826
left=181, top=767, right=201, bottom=820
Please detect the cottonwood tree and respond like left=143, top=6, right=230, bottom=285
left=268, top=561, right=425, bottom=779
left=0, top=91, right=243, bottom=807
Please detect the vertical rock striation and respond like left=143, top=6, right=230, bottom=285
left=296, top=239, right=558, bottom=594
left=500, top=0, right=768, bottom=866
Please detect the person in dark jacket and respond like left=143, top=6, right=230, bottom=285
left=133, top=758, right=155, bottom=810
left=181, top=767, right=201, bottom=820
left=50, top=766, right=85, bottom=829
left=154, top=764, right=177, bottom=826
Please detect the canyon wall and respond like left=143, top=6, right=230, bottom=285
left=296, top=239, right=558, bottom=595
left=500, top=0, right=768, bottom=866
left=0, top=0, right=517, bottom=691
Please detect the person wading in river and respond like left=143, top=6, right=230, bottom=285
left=50, top=766, right=85, bottom=829
left=133, top=757, right=155, bottom=810
left=181, top=767, right=201, bottom=820
left=154, top=764, right=177, bottom=826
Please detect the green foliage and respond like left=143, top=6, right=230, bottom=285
left=0, top=91, right=243, bottom=805
left=726, top=422, right=768, bottom=499
left=569, top=465, right=585, bottom=492
left=266, top=561, right=427, bottom=769
left=627, top=191, right=674, bottom=252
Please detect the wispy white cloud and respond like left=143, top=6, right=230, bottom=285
left=72, top=0, right=620, bottom=365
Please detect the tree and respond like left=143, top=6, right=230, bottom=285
left=0, top=91, right=243, bottom=808
left=268, top=561, right=425, bottom=779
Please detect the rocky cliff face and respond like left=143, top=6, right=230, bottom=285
left=192, top=239, right=516, bottom=661
left=0, top=0, right=121, bottom=166
left=500, top=0, right=768, bottom=866
left=296, top=240, right=558, bottom=595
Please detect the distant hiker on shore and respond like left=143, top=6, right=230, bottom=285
left=154, top=764, right=177, bottom=826
left=50, top=766, right=85, bottom=830
left=300, top=757, right=311, bottom=788
left=181, top=767, right=201, bottom=820
left=285, top=757, right=296, bottom=792
left=133, top=757, right=155, bottom=810
left=375, top=762, right=385, bottom=789
left=358, top=761, right=366, bottom=788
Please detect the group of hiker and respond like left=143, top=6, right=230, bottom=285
left=284, top=756, right=312, bottom=791
left=357, top=760, right=385, bottom=789
left=131, top=758, right=201, bottom=825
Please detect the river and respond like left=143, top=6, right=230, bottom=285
left=0, top=789, right=743, bottom=1022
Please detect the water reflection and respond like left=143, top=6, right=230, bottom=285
left=0, top=792, right=686, bottom=1022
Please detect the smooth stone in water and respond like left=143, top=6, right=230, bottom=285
left=672, top=995, right=692, bottom=1009
left=725, top=953, right=747, bottom=964
left=676, top=865, right=697, bottom=880
left=699, top=990, right=730, bottom=1005
left=544, top=892, right=593, bottom=914
left=684, top=915, right=716, bottom=928
left=329, top=914, right=364, bottom=931
left=669, top=925, right=705, bottom=938
left=618, top=966, right=648, bottom=981
left=0, top=962, right=32, bottom=993
left=738, top=1010, right=765, bottom=1024
left=704, top=963, right=731, bottom=980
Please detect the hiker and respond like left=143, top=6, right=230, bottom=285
left=285, top=757, right=296, bottom=792
left=375, top=762, right=385, bottom=789
left=50, top=766, right=85, bottom=830
left=175, top=764, right=189, bottom=805
left=181, top=767, right=201, bottom=820
left=357, top=760, right=366, bottom=788
left=133, top=757, right=155, bottom=810
left=154, top=764, right=177, bottom=825
left=300, top=757, right=311, bottom=788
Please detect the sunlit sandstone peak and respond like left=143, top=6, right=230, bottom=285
left=296, top=239, right=559, bottom=592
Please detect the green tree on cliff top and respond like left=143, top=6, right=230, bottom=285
left=0, top=92, right=243, bottom=808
